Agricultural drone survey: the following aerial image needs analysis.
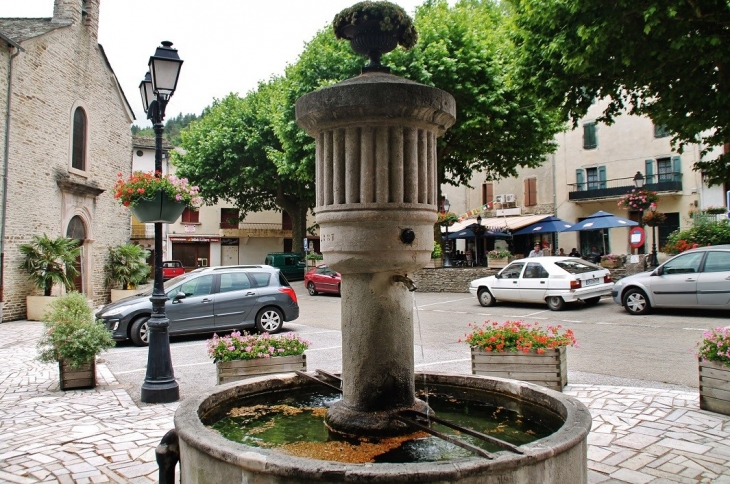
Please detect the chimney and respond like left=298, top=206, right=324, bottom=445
left=52, top=0, right=81, bottom=24
left=52, top=0, right=100, bottom=42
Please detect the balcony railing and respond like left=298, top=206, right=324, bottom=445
left=219, top=223, right=290, bottom=237
left=568, top=173, right=682, bottom=201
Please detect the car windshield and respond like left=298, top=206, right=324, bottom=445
left=555, top=260, right=601, bottom=274
left=138, top=272, right=197, bottom=296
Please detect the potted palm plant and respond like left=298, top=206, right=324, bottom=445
left=19, top=234, right=80, bottom=321
left=36, top=292, right=115, bottom=390
left=105, top=243, right=151, bottom=302
left=208, top=331, right=310, bottom=384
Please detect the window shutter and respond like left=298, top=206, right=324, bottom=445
left=598, top=166, right=607, bottom=189
left=672, top=156, right=682, bottom=182
left=524, top=178, right=537, bottom=206
left=182, top=208, right=199, bottom=224
left=645, top=159, right=654, bottom=184
left=575, top=169, right=584, bottom=191
left=482, top=183, right=493, bottom=206
left=583, top=123, right=597, bottom=149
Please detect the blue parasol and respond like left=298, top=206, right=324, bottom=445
left=512, top=216, right=574, bottom=236
left=562, top=211, right=638, bottom=254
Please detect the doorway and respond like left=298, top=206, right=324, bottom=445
left=66, top=215, right=87, bottom=293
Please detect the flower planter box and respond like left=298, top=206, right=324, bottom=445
left=488, top=257, right=510, bottom=269
left=216, top=354, right=307, bottom=385
left=471, top=347, right=567, bottom=391
left=59, top=359, right=96, bottom=391
left=600, top=260, right=622, bottom=269
left=425, top=258, right=443, bottom=269
left=699, top=359, right=730, bottom=416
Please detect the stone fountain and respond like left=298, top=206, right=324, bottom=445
left=173, top=3, right=591, bottom=482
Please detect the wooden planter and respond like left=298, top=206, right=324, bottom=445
left=601, top=260, right=622, bottom=269
left=59, top=359, right=96, bottom=391
left=699, top=359, right=730, bottom=416
left=425, top=258, right=443, bottom=269
left=488, top=257, right=510, bottom=269
left=471, top=347, right=567, bottom=391
left=216, top=354, right=307, bottom=385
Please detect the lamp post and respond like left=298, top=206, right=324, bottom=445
left=633, top=171, right=646, bottom=258
left=139, top=41, right=183, bottom=404
left=442, top=198, right=453, bottom=268
left=475, top=214, right=483, bottom=266
left=649, top=203, right=658, bottom=267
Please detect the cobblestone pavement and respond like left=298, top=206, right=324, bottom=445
left=1, top=321, right=729, bottom=483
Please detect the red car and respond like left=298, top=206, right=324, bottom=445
left=161, top=260, right=185, bottom=281
left=304, top=264, right=341, bottom=296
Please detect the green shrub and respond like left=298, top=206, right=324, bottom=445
left=431, top=241, right=442, bottom=259
left=663, top=220, right=730, bottom=254
left=37, top=292, right=115, bottom=368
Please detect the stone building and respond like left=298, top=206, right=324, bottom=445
left=0, top=0, right=134, bottom=320
left=445, top=102, right=727, bottom=259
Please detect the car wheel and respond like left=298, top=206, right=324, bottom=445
left=256, top=307, right=284, bottom=333
left=546, top=296, right=565, bottom=311
left=584, top=296, right=601, bottom=306
left=477, top=288, right=496, bottom=307
left=623, top=288, right=651, bottom=315
left=130, top=317, right=150, bottom=346
left=337, top=284, right=341, bottom=297
left=307, top=282, right=318, bottom=296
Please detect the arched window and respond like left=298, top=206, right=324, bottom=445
left=72, top=107, right=87, bottom=171
left=66, top=215, right=86, bottom=240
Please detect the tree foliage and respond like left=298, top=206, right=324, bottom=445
left=131, top=112, right=200, bottom=146
left=509, top=0, right=730, bottom=185
left=173, top=0, right=563, bottom=254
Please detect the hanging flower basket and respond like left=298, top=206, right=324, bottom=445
left=129, top=189, right=186, bottom=223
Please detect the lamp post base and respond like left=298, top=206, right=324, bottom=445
left=141, top=381, right=180, bottom=404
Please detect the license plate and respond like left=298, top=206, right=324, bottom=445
left=584, top=278, right=599, bottom=286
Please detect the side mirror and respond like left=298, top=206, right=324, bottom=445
left=173, top=291, right=187, bottom=301
left=495, top=273, right=502, bottom=279
left=651, top=267, right=662, bottom=276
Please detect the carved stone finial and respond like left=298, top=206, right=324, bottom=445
left=333, top=1, right=418, bottom=73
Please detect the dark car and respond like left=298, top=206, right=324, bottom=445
left=264, top=252, right=306, bottom=281
left=304, top=264, right=341, bottom=296
left=612, top=244, right=730, bottom=315
left=95, top=265, right=299, bottom=346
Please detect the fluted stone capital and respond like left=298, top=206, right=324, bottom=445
left=296, top=72, right=456, bottom=274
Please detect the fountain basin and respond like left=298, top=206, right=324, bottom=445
left=175, top=372, right=591, bottom=483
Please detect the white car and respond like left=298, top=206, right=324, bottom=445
left=469, top=256, right=614, bottom=311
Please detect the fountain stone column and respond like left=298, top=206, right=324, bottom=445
left=296, top=72, right=456, bottom=436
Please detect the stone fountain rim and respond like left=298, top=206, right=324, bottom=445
left=174, top=372, right=591, bottom=481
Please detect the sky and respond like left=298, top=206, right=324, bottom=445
left=5, top=0, right=425, bottom=127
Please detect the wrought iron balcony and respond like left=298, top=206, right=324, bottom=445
left=568, top=173, right=682, bottom=201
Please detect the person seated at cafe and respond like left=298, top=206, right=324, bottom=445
left=556, top=248, right=565, bottom=256
left=528, top=243, right=543, bottom=258
left=569, top=248, right=581, bottom=257
left=588, top=246, right=601, bottom=263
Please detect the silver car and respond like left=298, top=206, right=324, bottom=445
left=612, top=245, right=730, bottom=315
left=96, top=265, right=300, bottom=346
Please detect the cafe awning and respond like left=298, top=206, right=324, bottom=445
left=443, top=214, right=553, bottom=233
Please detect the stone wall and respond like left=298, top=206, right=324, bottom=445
left=1, top=1, right=133, bottom=321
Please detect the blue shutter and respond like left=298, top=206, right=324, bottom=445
left=672, top=156, right=682, bottom=182
left=598, top=166, right=607, bottom=189
left=645, top=159, right=654, bottom=184
left=575, top=169, right=585, bottom=191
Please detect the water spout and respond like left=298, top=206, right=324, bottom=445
left=393, top=275, right=417, bottom=292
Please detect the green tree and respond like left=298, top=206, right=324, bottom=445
left=174, top=0, right=562, bottom=254
left=509, top=0, right=730, bottom=186
left=130, top=112, right=200, bottom=146
left=173, top=79, right=313, bottom=254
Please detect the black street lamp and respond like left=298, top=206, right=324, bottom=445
left=633, top=171, right=646, bottom=258
left=442, top=198, right=453, bottom=268
left=649, top=203, right=658, bottom=267
left=474, top=214, right=483, bottom=266
left=139, top=41, right=183, bottom=404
